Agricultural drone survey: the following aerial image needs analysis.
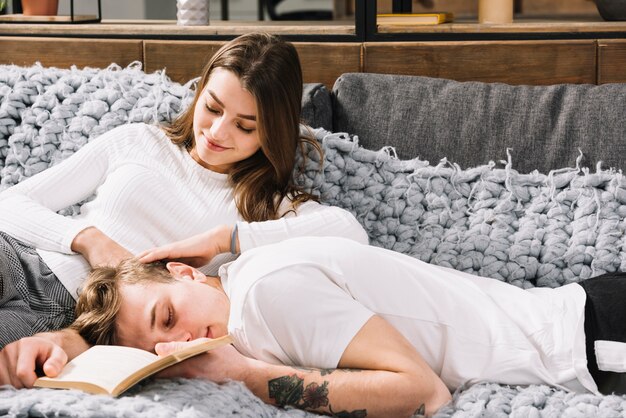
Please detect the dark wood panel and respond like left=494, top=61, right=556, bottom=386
left=598, top=40, right=626, bottom=84
left=0, top=37, right=142, bottom=69
left=293, top=42, right=361, bottom=88
left=144, top=40, right=224, bottom=85
left=144, top=40, right=361, bottom=88
left=364, top=40, right=596, bottom=85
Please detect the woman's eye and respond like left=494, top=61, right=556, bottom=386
left=237, top=124, right=254, bottom=134
left=205, top=104, right=220, bottom=114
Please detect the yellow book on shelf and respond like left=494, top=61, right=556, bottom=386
left=377, top=12, right=454, bottom=25
left=34, top=335, right=233, bottom=397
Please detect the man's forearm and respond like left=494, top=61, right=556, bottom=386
left=243, top=360, right=442, bottom=418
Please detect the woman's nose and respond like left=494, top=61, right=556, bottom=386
left=210, top=116, right=228, bottom=141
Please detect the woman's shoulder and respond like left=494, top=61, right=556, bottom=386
left=126, top=123, right=194, bottom=164
left=119, top=122, right=164, bottom=138
left=91, top=122, right=159, bottom=142
left=107, top=123, right=173, bottom=145
left=85, top=123, right=173, bottom=157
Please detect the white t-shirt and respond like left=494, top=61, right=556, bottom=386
left=221, top=236, right=596, bottom=394
left=0, top=124, right=368, bottom=297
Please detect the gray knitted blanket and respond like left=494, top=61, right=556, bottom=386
left=1, top=63, right=626, bottom=417
left=302, top=130, right=626, bottom=289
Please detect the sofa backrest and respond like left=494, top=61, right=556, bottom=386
left=301, top=82, right=332, bottom=131
left=326, top=73, right=626, bottom=173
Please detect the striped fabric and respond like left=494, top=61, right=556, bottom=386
left=0, top=232, right=75, bottom=349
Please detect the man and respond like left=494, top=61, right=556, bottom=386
left=4, top=237, right=626, bottom=417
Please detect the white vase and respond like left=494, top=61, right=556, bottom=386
left=177, top=0, right=209, bottom=26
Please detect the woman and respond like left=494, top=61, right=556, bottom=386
left=0, top=32, right=367, bottom=348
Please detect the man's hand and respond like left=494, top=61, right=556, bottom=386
left=153, top=338, right=252, bottom=383
left=0, top=328, right=89, bottom=388
left=71, top=226, right=132, bottom=268
left=137, top=225, right=234, bottom=267
left=0, top=335, right=68, bottom=388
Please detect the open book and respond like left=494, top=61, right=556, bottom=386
left=34, top=335, right=233, bottom=396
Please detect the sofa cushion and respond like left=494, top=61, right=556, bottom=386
left=301, top=83, right=332, bottom=130
left=332, top=73, right=626, bottom=173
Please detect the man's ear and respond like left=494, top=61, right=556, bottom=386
left=165, top=262, right=208, bottom=283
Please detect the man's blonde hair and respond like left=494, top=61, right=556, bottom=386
left=72, top=259, right=174, bottom=346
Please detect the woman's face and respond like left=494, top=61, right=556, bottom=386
left=190, top=68, right=261, bottom=173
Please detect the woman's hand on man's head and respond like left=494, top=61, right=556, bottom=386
left=71, top=226, right=132, bottom=268
left=137, top=225, right=236, bottom=267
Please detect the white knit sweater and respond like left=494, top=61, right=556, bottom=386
left=0, top=123, right=368, bottom=297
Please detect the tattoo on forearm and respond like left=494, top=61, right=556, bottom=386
left=268, top=374, right=367, bottom=417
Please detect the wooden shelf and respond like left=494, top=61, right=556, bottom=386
left=0, top=14, right=99, bottom=23
left=377, top=15, right=626, bottom=34
left=0, top=19, right=356, bottom=37
left=2, top=16, right=624, bottom=38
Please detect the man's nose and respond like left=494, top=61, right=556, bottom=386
left=170, top=329, right=192, bottom=342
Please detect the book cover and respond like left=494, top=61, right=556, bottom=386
left=377, top=12, right=454, bottom=25
left=34, top=335, right=234, bottom=397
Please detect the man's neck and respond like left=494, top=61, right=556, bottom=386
left=205, top=275, right=226, bottom=294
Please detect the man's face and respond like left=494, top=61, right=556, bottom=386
left=115, top=277, right=230, bottom=353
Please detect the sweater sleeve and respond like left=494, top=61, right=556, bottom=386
left=236, top=200, right=369, bottom=252
left=0, top=125, right=133, bottom=253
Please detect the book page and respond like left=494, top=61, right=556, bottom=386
left=35, top=335, right=234, bottom=396
left=36, top=345, right=157, bottom=394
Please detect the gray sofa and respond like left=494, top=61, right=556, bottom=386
left=2, top=64, right=626, bottom=417
left=302, top=73, right=626, bottom=173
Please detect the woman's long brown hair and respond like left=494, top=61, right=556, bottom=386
left=163, top=32, right=321, bottom=222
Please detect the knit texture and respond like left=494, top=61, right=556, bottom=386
left=1, top=63, right=626, bottom=417
left=0, top=62, right=193, bottom=192
left=300, top=130, right=626, bottom=289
